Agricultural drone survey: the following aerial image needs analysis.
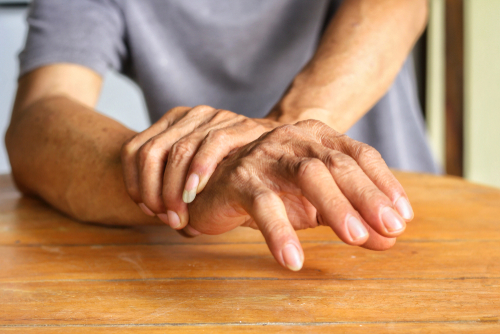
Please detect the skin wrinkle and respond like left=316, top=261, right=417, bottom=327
left=5, top=0, right=425, bottom=269
left=186, top=120, right=403, bottom=253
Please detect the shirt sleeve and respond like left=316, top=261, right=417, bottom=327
left=19, top=0, right=127, bottom=78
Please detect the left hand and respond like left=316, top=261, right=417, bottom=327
left=120, top=105, right=280, bottom=229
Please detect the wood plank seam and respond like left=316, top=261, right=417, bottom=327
left=1, top=320, right=499, bottom=328
left=1, top=277, right=499, bottom=284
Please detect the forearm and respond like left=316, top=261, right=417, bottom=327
left=269, top=0, right=427, bottom=133
left=5, top=95, right=160, bottom=225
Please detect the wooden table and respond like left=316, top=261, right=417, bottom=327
left=0, top=172, right=499, bottom=333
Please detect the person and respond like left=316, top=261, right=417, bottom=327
left=5, top=0, right=435, bottom=271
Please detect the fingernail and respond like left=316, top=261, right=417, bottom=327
left=182, top=174, right=200, bottom=204
left=157, top=213, right=169, bottom=225
left=167, top=210, right=181, bottom=229
left=138, top=203, right=155, bottom=216
left=381, top=207, right=405, bottom=233
left=395, top=197, right=414, bottom=221
left=347, top=216, right=368, bottom=241
left=282, top=243, right=303, bottom=271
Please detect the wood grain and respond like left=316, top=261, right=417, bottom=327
left=1, top=323, right=499, bottom=334
left=1, top=172, right=499, bottom=247
left=1, top=173, right=499, bottom=332
left=1, top=279, right=499, bottom=325
left=1, top=241, right=499, bottom=283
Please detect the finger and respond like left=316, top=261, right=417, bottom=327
left=280, top=193, right=318, bottom=230
left=241, top=217, right=259, bottom=230
left=282, top=156, right=370, bottom=245
left=244, top=187, right=304, bottom=271
left=137, top=106, right=218, bottom=215
left=359, top=218, right=397, bottom=251
left=287, top=134, right=406, bottom=237
left=317, top=212, right=396, bottom=250
left=294, top=120, right=413, bottom=222
left=161, top=132, right=207, bottom=229
left=183, top=122, right=269, bottom=202
left=315, top=128, right=413, bottom=222
left=244, top=222, right=260, bottom=230
left=161, top=111, right=245, bottom=228
left=176, top=225, right=202, bottom=238
left=121, top=106, right=190, bottom=213
left=342, top=140, right=414, bottom=221
left=314, top=147, right=406, bottom=238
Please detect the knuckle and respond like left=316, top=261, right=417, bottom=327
left=274, top=124, right=296, bottom=136
left=245, top=141, right=279, bottom=160
left=137, top=142, right=156, bottom=165
left=297, top=158, right=324, bottom=179
left=147, top=136, right=164, bottom=148
left=358, top=143, right=382, bottom=161
left=358, top=186, right=388, bottom=208
left=234, top=114, right=249, bottom=124
left=236, top=114, right=248, bottom=122
left=217, top=108, right=234, bottom=117
left=268, top=123, right=312, bottom=144
left=189, top=158, right=211, bottom=176
left=326, top=152, right=359, bottom=179
left=192, top=105, right=215, bottom=114
left=265, top=221, right=290, bottom=241
left=137, top=139, right=169, bottom=171
left=255, top=141, right=277, bottom=155
left=190, top=151, right=217, bottom=176
left=324, top=133, right=349, bottom=152
left=121, top=136, right=139, bottom=161
left=170, top=140, right=195, bottom=167
left=209, top=109, right=236, bottom=123
left=266, top=124, right=298, bottom=142
left=327, top=152, right=358, bottom=176
left=206, top=129, right=227, bottom=143
left=252, top=190, right=275, bottom=210
left=229, top=162, right=252, bottom=184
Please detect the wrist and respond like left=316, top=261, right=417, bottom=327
left=266, top=71, right=351, bottom=133
left=268, top=96, right=348, bottom=134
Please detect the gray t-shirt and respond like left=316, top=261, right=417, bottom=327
left=19, top=0, right=440, bottom=173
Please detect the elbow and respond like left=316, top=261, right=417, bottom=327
left=4, top=110, right=19, bottom=157
left=5, top=115, right=22, bottom=178
left=5, top=116, right=35, bottom=195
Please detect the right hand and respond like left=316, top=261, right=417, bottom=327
left=186, top=120, right=414, bottom=271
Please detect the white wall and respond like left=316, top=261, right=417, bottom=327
left=0, top=7, right=26, bottom=174
left=425, top=0, right=446, bottom=169
left=0, top=6, right=150, bottom=175
left=425, top=0, right=500, bottom=188
left=464, top=0, right=500, bottom=188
